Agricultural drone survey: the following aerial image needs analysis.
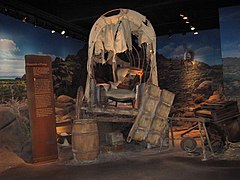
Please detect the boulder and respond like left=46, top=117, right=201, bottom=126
left=55, top=101, right=74, bottom=108
left=194, top=96, right=206, bottom=104
left=0, top=106, right=16, bottom=130
left=193, top=79, right=202, bottom=88
left=197, top=80, right=212, bottom=90
left=206, top=94, right=220, bottom=103
left=0, top=119, right=26, bottom=155
left=19, top=103, right=29, bottom=118
left=19, top=139, right=32, bottom=163
left=61, top=114, right=73, bottom=121
left=0, top=148, right=25, bottom=174
left=57, top=95, right=74, bottom=103
left=55, top=107, right=68, bottom=116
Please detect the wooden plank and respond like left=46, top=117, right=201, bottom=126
left=213, top=111, right=239, bottom=121
left=213, top=113, right=240, bottom=123
left=168, top=117, right=210, bottom=123
left=195, top=109, right=212, bottom=117
left=95, top=117, right=134, bottom=123
left=200, top=101, right=236, bottom=110
left=82, top=106, right=138, bottom=116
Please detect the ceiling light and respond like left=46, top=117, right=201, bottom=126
left=179, top=14, right=184, bottom=17
left=22, top=17, right=27, bottom=23
left=193, top=31, right=198, bottom=35
left=51, top=30, right=55, bottom=33
left=191, top=26, right=195, bottom=31
left=185, top=21, right=190, bottom=24
left=183, top=16, right=188, bottom=20
left=61, top=30, right=65, bottom=35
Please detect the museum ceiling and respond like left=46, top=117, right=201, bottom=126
left=1, top=0, right=240, bottom=41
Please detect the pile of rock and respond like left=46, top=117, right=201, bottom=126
left=55, top=95, right=76, bottom=138
left=0, top=104, right=31, bottom=162
left=55, top=95, right=76, bottom=123
left=157, top=55, right=223, bottom=110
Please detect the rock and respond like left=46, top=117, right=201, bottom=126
left=193, top=80, right=202, bottom=88
left=55, top=101, right=74, bottom=108
left=0, top=106, right=16, bottom=130
left=61, top=114, right=73, bottom=121
left=0, top=119, right=26, bottom=155
left=206, top=94, right=220, bottom=102
left=0, top=148, right=25, bottom=174
left=19, top=139, right=32, bottom=163
left=56, top=115, right=62, bottom=122
left=57, top=95, right=74, bottom=103
left=19, top=103, right=29, bottom=119
left=213, top=90, right=219, bottom=95
left=194, top=96, right=206, bottom=104
left=182, top=111, right=195, bottom=117
left=67, top=110, right=76, bottom=117
left=197, top=80, right=212, bottom=90
left=55, top=107, right=68, bottom=116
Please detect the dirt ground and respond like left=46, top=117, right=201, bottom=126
left=1, top=129, right=240, bottom=175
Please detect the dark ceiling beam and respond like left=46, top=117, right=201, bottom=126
left=51, top=0, right=189, bottom=22
left=1, top=0, right=240, bottom=38
left=0, top=0, right=89, bottom=41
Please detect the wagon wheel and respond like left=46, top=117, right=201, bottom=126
left=180, top=137, right=197, bottom=153
left=76, top=86, right=84, bottom=120
left=205, top=123, right=226, bottom=153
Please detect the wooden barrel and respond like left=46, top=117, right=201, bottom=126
left=72, top=119, right=99, bottom=160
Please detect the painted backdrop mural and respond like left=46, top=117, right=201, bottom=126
left=156, top=29, right=223, bottom=113
left=157, top=29, right=222, bottom=66
left=0, top=13, right=83, bottom=78
left=0, top=13, right=86, bottom=101
left=219, top=5, right=240, bottom=105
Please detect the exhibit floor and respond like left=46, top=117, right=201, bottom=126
left=1, top=137, right=240, bottom=180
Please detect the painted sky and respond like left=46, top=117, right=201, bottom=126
left=0, top=14, right=84, bottom=77
left=219, top=5, right=240, bottom=58
left=157, top=29, right=222, bottom=66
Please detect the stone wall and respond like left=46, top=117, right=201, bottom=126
left=223, top=57, right=240, bottom=109
left=157, top=54, right=223, bottom=114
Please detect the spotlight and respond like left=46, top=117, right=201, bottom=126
left=51, top=30, right=55, bottom=33
left=22, top=17, right=27, bottom=23
left=61, top=30, right=65, bottom=35
left=185, top=21, right=190, bottom=24
left=179, top=13, right=184, bottom=17
left=191, top=26, right=195, bottom=31
left=183, top=16, right=188, bottom=20
left=193, top=31, right=198, bottom=35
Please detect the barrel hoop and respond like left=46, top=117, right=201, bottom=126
left=72, top=149, right=98, bottom=153
left=72, top=131, right=98, bottom=135
left=73, top=120, right=96, bottom=125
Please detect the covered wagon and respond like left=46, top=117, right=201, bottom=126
left=78, top=8, right=158, bottom=120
